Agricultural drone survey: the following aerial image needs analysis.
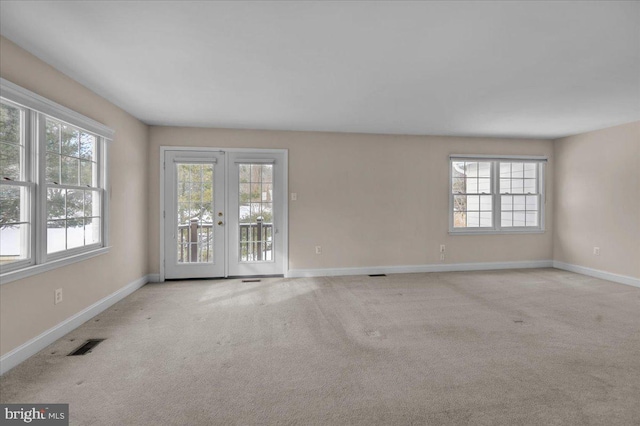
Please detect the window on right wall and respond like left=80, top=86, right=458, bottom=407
left=450, top=156, right=546, bottom=234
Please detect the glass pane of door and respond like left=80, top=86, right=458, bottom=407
left=176, top=163, right=215, bottom=263
left=238, top=163, right=273, bottom=262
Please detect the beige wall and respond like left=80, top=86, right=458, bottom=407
left=553, top=121, right=640, bottom=279
left=149, top=127, right=554, bottom=273
left=0, top=37, right=150, bottom=356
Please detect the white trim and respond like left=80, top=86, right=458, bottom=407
left=147, top=274, right=161, bottom=283
left=0, top=78, right=114, bottom=140
left=0, top=181, right=34, bottom=188
left=43, top=183, right=102, bottom=192
left=45, top=243, right=104, bottom=263
left=552, top=261, right=640, bottom=289
left=287, top=260, right=553, bottom=278
left=282, top=150, right=289, bottom=278
left=35, top=112, right=47, bottom=267
left=450, top=154, right=547, bottom=161
left=102, top=140, right=111, bottom=248
left=234, top=158, right=276, bottom=164
left=0, top=274, right=149, bottom=375
left=449, top=229, right=546, bottom=235
left=539, top=161, right=546, bottom=230
left=159, top=149, right=166, bottom=282
left=224, top=153, right=229, bottom=277
left=0, top=246, right=111, bottom=285
left=173, top=157, right=217, bottom=164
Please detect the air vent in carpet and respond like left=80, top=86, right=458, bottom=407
left=242, top=279, right=261, bottom=283
left=68, top=339, right=105, bottom=356
left=369, top=274, right=387, bottom=277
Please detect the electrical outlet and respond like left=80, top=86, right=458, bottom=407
left=440, top=253, right=445, bottom=261
left=54, top=288, right=63, bottom=305
left=440, top=245, right=446, bottom=253
left=315, top=246, right=322, bottom=255
left=291, top=193, right=297, bottom=201
left=593, top=247, right=600, bottom=256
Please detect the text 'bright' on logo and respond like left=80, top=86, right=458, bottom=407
left=1, top=404, right=68, bottom=425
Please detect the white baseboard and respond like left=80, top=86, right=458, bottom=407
left=287, top=260, right=553, bottom=278
left=0, top=274, right=150, bottom=375
left=147, top=274, right=161, bottom=283
left=552, top=261, right=640, bottom=289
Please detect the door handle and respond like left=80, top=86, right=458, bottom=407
left=218, top=221, right=224, bottom=226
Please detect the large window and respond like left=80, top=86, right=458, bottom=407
left=450, top=156, right=545, bottom=233
left=45, top=118, right=102, bottom=255
left=0, top=101, right=32, bottom=268
left=0, top=79, right=112, bottom=282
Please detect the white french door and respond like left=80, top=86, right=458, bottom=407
left=227, top=152, right=284, bottom=276
left=162, top=149, right=286, bottom=280
left=164, top=151, right=225, bottom=279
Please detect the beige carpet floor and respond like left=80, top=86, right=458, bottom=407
left=1, top=268, right=639, bottom=425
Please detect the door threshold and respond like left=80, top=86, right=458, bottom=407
left=227, top=274, right=284, bottom=279
left=164, top=277, right=227, bottom=281
left=164, top=274, right=284, bottom=282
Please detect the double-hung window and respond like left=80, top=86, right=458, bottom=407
left=450, top=155, right=546, bottom=234
left=0, top=100, right=33, bottom=269
left=45, top=118, right=102, bottom=257
left=0, top=79, right=113, bottom=282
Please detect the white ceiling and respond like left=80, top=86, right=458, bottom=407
left=1, top=1, right=639, bottom=139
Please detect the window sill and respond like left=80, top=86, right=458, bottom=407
left=0, top=246, right=111, bottom=285
left=449, top=229, right=545, bottom=236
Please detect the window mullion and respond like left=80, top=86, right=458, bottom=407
left=21, top=108, right=33, bottom=266
left=0, top=181, right=34, bottom=188
left=24, top=109, right=33, bottom=266
left=494, top=161, right=501, bottom=231
left=539, top=162, right=545, bottom=230
left=46, top=183, right=101, bottom=192
left=449, top=159, right=453, bottom=232
left=35, top=112, right=48, bottom=265
left=101, top=139, right=109, bottom=247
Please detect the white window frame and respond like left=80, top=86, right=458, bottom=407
left=0, top=100, right=35, bottom=271
left=0, top=78, right=113, bottom=285
left=449, top=154, right=546, bottom=235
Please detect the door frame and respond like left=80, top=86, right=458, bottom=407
left=159, top=146, right=288, bottom=282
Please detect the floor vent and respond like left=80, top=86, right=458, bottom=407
left=369, top=274, right=387, bottom=277
left=242, top=279, right=261, bottom=283
left=68, top=339, right=105, bottom=356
